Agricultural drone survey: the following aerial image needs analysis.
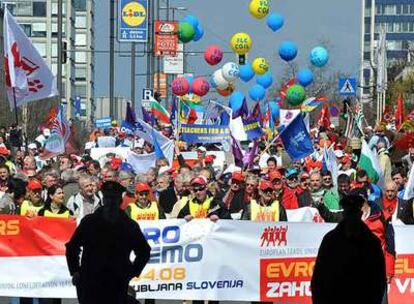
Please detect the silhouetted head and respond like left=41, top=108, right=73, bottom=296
left=340, top=190, right=367, bottom=218
left=101, top=181, right=125, bottom=208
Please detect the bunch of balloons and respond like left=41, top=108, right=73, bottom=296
left=178, top=15, right=204, bottom=43
left=211, top=62, right=240, bottom=93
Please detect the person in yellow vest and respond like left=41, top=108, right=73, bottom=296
left=126, top=182, right=166, bottom=221
left=20, top=179, right=44, bottom=217
left=242, top=180, right=287, bottom=221
left=177, top=176, right=230, bottom=221
left=38, top=185, right=73, bottom=219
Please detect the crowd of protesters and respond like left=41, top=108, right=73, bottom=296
left=1, top=120, right=414, bottom=304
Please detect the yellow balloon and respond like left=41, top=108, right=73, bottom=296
left=230, top=32, right=252, bottom=55
left=249, top=0, right=270, bottom=20
left=252, top=57, right=269, bottom=75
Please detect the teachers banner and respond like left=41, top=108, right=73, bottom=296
left=0, top=215, right=414, bottom=303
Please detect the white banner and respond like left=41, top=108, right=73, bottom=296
left=1, top=216, right=414, bottom=303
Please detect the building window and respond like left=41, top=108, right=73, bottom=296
left=16, top=2, right=32, bottom=16
left=383, top=5, right=396, bottom=15
left=75, top=67, right=87, bottom=81
left=33, top=2, right=47, bottom=17
left=411, top=4, right=414, bottom=14
left=75, top=85, right=87, bottom=97
left=33, top=42, right=46, bottom=57
left=20, top=24, right=32, bottom=37
left=75, top=16, right=87, bottom=28
left=73, top=0, right=87, bottom=11
left=403, top=4, right=410, bottom=15
left=32, top=22, right=47, bottom=37
left=76, top=33, right=87, bottom=46
left=387, top=40, right=402, bottom=51
left=75, top=52, right=86, bottom=63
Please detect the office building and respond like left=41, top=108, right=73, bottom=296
left=360, top=0, right=414, bottom=100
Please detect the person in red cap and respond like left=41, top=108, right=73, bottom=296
left=269, top=170, right=299, bottom=210
left=222, top=171, right=246, bottom=216
left=125, top=183, right=165, bottom=221
left=178, top=176, right=230, bottom=221
left=20, top=179, right=44, bottom=217
left=242, top=180, right=287, bottom=221
left=338, top=154, right=356, bottom=180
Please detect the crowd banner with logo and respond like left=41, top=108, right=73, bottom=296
left=154, top=21, right=178, bottom=56
left=1, top=215, right=414, bottom=303
left=181, top=124, right=231, bottom=144
left=118, top=0, right=148, bottom=42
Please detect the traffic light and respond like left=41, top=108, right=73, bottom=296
left=62, top=41, right=67, bottom=64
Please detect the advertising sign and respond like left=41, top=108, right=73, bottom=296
left=118, top=0, right=148, bottom=42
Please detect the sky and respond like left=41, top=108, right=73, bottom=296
left=94, top=0, right=362, bottom=104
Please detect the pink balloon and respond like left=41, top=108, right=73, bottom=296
left=171, top=77, right=190, bottom=96
left=204, top=45, right=224, bottom=66
left=192, top=77, right=210, bottom=97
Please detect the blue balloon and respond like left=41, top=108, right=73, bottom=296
left=193, top=25, right=204, bottom=41
left=297, top=69, right=314, bottom=87
left=229, top=91, right=245, bottom=112
left=183, top=15, right=199, bottom=28
left=185, top=75, right=194, bottom=92
left=279, top=41, right=298, bottom=62
left=310, top=46, right=329, bottom=68
left=267, top=13, right=284, bottom=32
left=269, top=101, right=280, bottom=121
left=249, top=85, right=266, bottom=101
left=239, top=64, right=255, bottom=82
left=256, top=72, right=273, bottom=89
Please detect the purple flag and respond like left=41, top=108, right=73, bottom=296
left=243, top=140, right=259, bottom=169
left=142, top=106, right=154, bottom=125
left=125, top=102, right=137, bottom=125
left=231, top=136, right=244, bottom=168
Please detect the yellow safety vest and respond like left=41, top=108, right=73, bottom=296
left=129, top=202, right=160, bottom=221
left=43, top=209, right=71, bottom=219
left=189, top=197, right=213, bottom=219
left=20, top=200, right=43, bottom=217
left=250, top=199, right=280, bottom=222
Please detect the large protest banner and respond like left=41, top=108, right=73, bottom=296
left=0, top=215, right=413, bottom=303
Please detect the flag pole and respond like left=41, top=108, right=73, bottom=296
left=12, top=88, right=19, bottom=125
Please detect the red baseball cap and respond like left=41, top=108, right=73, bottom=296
left=259, top=180, right=274, bottom=191
left=268, top=170, right=282, bottom=181
left=0, top=146, right=10, bottom=156
left=135, top=183, right=151, bottom=193
left=27, top=179, right=42, bottom=191
left=231, top=171, right=245, bottom=182
left=111, top=157, right=122, bottom=170
left=191, top=176, right=208, bottom=186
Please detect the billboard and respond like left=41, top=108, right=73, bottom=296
left=118, top=0, right=148, bottom=42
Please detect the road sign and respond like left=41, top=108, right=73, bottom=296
left=338, top=78, right=357, bottom=96
left=118, top=0, right=148, bottom=42
left=95, top=117, right=112, bottom=128
left=142, top=88, right=153, bottom=101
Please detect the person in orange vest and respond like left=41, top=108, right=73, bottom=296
left=242, top=180, right=287, bottom=221
left=38, top=185, right=72, bottom=218
left=20, top=179, right=44, bottom=217
left=125, top=183, right=166, bottom=221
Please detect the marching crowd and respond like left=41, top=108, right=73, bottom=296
left=1, top=122, right=414, bottom=304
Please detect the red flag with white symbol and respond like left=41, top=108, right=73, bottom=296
left=3, top=8, right=57, bottom=109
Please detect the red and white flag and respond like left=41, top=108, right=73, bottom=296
left=3, top=8, right=58, bottom=109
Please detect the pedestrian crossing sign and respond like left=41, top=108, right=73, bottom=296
left=338, top=78, right=357, bottom=96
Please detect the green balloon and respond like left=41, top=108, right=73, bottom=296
left=178, top=22, right=195, bottom=43
left=286, top=84, right=306, bottom=106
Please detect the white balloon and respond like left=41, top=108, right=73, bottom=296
left=221, top=62, right=240, bottom=82
left=213, top=69, right=229, bottom=90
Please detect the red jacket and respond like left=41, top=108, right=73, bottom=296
left=383, top=197, right=397, bottom=221
left=365, top=211, right=395, bottom=278
left=278, top=187, right=299, bottom=209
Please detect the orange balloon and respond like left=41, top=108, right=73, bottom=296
left=217, top=84, right=235, bottom=96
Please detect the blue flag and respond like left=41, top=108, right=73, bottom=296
left=125, top=102, right=137, bottom=125
left=152, top=129, right=165, bottom=160
left=170, top=97, right=177, bottom=127
left=280, top=114, right=314, bottom=161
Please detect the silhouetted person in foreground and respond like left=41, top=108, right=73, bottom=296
left=311, top=194, right=386, bottom=304
left=66, top=181, right=151, bottom=304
